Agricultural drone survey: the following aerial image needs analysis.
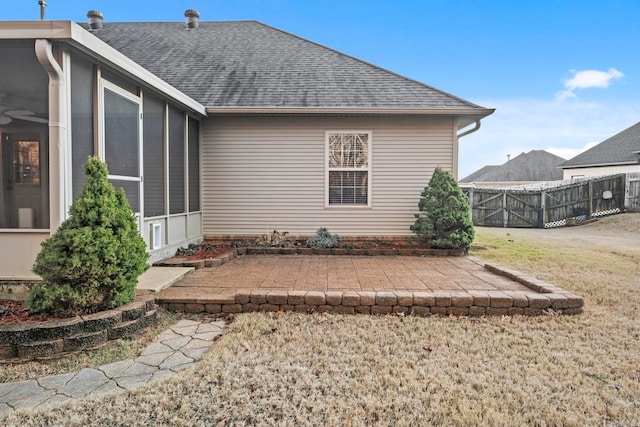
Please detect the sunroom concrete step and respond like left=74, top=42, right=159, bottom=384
left=136, top=267, right=194, bottom=293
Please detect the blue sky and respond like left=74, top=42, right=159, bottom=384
left=4, top=0, right=639, bottom=178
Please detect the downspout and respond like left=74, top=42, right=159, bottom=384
left=451, top=119, right=480, bottom=182
left=35, top=39, right=67, bottom=233
left=453, top=119, right=482, bottom=180
left=458, top=120, right=481, bottom=138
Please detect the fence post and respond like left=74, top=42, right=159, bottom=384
left=588, top=180, right=593, bottom=218
left=539, top=190, right=546, bottom=228
left=620, top=174, right=627, bottom=211
left=468, top=188, right=474, bottom=223
left=503, top=190, right=508, bottom=228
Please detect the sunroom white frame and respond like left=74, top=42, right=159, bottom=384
left=97, top=78, right=144, bottom=224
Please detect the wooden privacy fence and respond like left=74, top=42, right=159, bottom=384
left=626, top=172, right=640, bottom=210
left=466, top=174, right=627, bottom=228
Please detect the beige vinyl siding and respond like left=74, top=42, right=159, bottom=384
left=202, top=115, right=454, bottom=236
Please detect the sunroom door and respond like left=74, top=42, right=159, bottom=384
left=101, top=82, right=143, bottom=225
left=1, top=131, right=48, bottom=228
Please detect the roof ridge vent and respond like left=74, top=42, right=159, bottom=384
left=185, top=9, right=200, bottom=29
left=87, top=10, right=104, bottom=30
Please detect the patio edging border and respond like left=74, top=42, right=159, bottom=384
left=0, top=294, right=159, bottom=361
left=154, top=247, right=464, bottom=270
left=156, top=252, right=584, bottom=317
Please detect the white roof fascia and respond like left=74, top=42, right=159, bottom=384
left=206, top=106, right=495, bottom=116
left=0, top=20, right=74, bottom=39
left=0, top=21, right=206, bottom=116
left=207, top=107, right=494, bottom=131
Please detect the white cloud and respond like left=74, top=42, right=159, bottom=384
left=555, top=68, right=624, bottom=102
left=545, top=141, right=598, bottom=161
left=458, top=99, right=639, bottom=178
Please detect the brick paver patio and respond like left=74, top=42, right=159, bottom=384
left=155, top=254, right=584, bottom=316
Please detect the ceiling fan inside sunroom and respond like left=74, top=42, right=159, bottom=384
left=0, top=93, right=48, bottom=125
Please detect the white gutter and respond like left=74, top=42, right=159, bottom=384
left=457, top=120, right=481, bottom=138
left=35, top=38, right=66, bottom=231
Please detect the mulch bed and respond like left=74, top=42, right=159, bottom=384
left=180, top=245, right=230, bottom=261
left=173, top=238, right=432, bottom=261
left=0, top=300, right=62, bottom=324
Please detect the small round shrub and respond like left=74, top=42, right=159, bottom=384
left=27, top=157, right=149, bottom=316
left=410, top=167, right=474, bottom=253
left=306, top=227, right=340, bottom=249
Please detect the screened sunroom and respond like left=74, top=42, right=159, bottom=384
left=0, top=23, right=206, bottom=279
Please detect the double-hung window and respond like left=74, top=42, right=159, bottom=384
left=326, top=131, right=371, bottom=206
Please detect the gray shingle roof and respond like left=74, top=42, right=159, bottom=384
left=81, top=21, right=491, bottom=112
left=463, top=150, right=566, bottom=182
left=459, top=165, right=499, bottom=183
left=561, top=121, right=640, bottom=168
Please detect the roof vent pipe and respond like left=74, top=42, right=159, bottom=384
left=38, top=1, right=47, bottom=20
left=185, top=9, right=200, bottom=29
left=87, top=10, right=104, bottom=30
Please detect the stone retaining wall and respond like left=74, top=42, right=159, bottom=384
left=162, top=287, right=583, bottom=317
left=0, top=294, right=159, bottom=361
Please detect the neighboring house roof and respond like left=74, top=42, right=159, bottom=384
left=462, top=150, right=566, bottom=182
left=561, top=121, right=640, bottom=168
left=459, top=165, right=499, bottom=183
left=80, top=20, right=492, bottom=118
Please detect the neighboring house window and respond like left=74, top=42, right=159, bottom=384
left=326, top=131, right=371, bottom=206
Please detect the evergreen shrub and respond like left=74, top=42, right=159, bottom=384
left=410, top=167, right=474, bottom=253
left=26, top=157, right=149, bottom=316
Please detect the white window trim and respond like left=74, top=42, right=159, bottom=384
left=324, top=130, right=372, bottom=208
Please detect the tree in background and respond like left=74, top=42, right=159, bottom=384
left=410, top=167, right=474, bottom=253
left=27, top=157, right=148, bottom=316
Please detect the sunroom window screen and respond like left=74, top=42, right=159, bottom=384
left=328, top=133, right=369, bottom=205
left=70, top=56, right=94, bottom=200
left=143, top=95, right=165, bottom=217
left=168, top=107, right=185, bottom=214
left=104, top=89, right=139, bottom=177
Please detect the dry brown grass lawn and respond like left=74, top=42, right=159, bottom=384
left=2, top=214, right=639, bottom=426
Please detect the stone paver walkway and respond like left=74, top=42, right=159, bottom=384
left=0, top=319, right=224, bottom=416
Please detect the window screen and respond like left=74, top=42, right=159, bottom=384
left=168, top=107, right=185, bottom=214
left=188, top=118, right=200, bottom=212
left=70, top=56, right=94, bottom=199
left=109, top=179, right=139, bottom=213
left=104, top=89, right=139, bottom=177
left=143, top=95, right=165, bottom=217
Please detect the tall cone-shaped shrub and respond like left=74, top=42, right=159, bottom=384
left=410, top=167, right=474, bottom=253
left=27, top=157, right=149, bottom=315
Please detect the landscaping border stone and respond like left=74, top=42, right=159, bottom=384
left=153, top=247, right=464, bottom=269
left=0, top=294, right=159, bottom=361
